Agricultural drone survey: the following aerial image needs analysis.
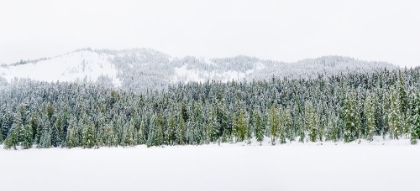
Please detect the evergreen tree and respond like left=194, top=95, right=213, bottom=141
left=410, top=91, right=420, bottom=144
left=21, top=122, right=33, bottom=149
left=279, top=107, right=291, bottom=144
left=343, top=93, right=358, bottom=142
left=388, top=89, right=401, bottom=139
left=305, top=102, right=318, bottom=142
left=125, top=120, right=137, bottom=146
left=267, top=105, right=279, bottom=145
left=4, top=125, right=19, bottom=150
left=82, top=123, right=95, bottom=148
left=398, top=70, right=408, bottom=114
left=209, top=108, right=219, bottom=143
left=166, top=116, right=176, bottom=145
left=137, top=118, right=146, bottom=145
left=233, top=108, right=247, bottom=142
left=253, top=109, right=264, bottom=145
left=364, top=94, right=376, bottom=141
left=66, top=126, right=78, bottom=148
left=325, top=112, right=339, bottom=142
left=148, top=113, right=164, bottom=146
left=177, top=114, right=186, bottom=145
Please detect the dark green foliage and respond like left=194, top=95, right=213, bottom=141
left=66, top=126, right=79, bottom=148
left=410, top=91, right=420, bottom=144
left=253, top=109, right=264, bottom=145
left=233, top=109, right=247, bottom=142
left=47, top=104, right=54, bottom=120
left=267, top=105, right=279, bottom=145
left=82, top=123, right=95, bottom=148
left=4, top=125, right=19, bottom=150
left=343, top=93, right=359, bottom=142
left=364, top=94, right=376, bottom=141
left=305, top=103, right=318, bottom=142
left=177, top=115, right=186, bottom=145
left=21, top=123, right=33, bottom=149
left=388, top=89, right=402, bottom=139
left=398, top=70, right=408, bottom=114
left=166, top=116, right=176, bottom=145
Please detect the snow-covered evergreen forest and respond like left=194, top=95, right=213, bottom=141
left=1, top=64, right=419, bottom=149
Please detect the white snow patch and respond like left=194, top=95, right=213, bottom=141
left=254, top=62, right=266, bottom=70
left=172, top=64, right=253, bottom=83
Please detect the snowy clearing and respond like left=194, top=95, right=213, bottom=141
left=1, top=139, right=419, bottom=191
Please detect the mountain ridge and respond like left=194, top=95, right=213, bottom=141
left=0, top=48, right=397, bottom=92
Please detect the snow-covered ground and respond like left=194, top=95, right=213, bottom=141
left=1, top=137, right=419, bottom=191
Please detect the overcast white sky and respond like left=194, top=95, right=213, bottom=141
left=0, top=0, right=419, bottom=67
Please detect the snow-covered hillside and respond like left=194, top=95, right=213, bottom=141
left=0, top=50, right=121, bottom=87
left=0, top=48, right=397, bottom=92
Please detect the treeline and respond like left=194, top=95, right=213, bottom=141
left=1, top=67, right=420, bottom=149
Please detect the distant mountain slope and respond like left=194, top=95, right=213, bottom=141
left=0, top=49, right=121, bottom=87
left=0, top=48, right=397, bottom=92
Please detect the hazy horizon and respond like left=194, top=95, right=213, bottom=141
left=1, top=0, right=419, bottom=67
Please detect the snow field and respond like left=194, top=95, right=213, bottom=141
left=1, top=140, right=419, bottom=191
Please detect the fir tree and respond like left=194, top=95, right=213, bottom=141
left=166, top=116, right=176, bottom=145
left=267, top=105, right=279, bottom=145
left=397, top=70, right=408, bottom=114
left=253, top=109, right=264, bottom=145
left=82, top=123, right=95, bottom=148
left=66, top=126, right=78, bottom=148
left=410, top=91, right=420, bottom=144
left=388, top=89, right=401, bottom=139
left=364, top=95, right=376, bottom=141
left=343, top=93, right=358, bottom=142
left=21, top=123, right=33, bottom=149
left=4, top=125, right=19, bottom=150
left=177, top=114, right=186, bottom=145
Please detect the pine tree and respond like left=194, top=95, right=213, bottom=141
left=21, top=122, right=33, bottom=149
left=209, top=108, right=219, bottom=143
left=388, top=89, right=401, bottom=139
left=267, top=105, right=279, bottom=145
left=343, top=93, right=358, bottom=142
left=155, top=113, right=164, bottom=146
left=177, top=114, right=186, bottom=145
left=253, top=109, right=264, bottom=145
left=410, top=91, right=420, bottom=144
left=398, top=70, right=408, bottom=114
left=47, top=103, right=55, bottom=120
left=66, top=126, right=78, bottom=148
left=364, top=94, right=376, bottom=141
left=166, top=116, right=176, bottom=145
left=4, top=110, right=25, bottom=149
left=4, top=125, right=19, bottom=150
left=325, top=112, right=339, bottom=142
left=82, top=123, right=95, bottom=148
left=137, top=118, right=146, bottom=145
left=125, top=120, right=137, bottom=146
left=233, top=108, right=247, bottom=142
left=279, top=107, right=290, bottom=144
left=305, top=102, right=318, bottom=142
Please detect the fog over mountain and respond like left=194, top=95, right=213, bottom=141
left=0, top=48, right=396, bottom=92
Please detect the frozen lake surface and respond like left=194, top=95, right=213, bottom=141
left=1, top=140, right=419, bottom=191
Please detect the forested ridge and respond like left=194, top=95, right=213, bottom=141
left=1, top=48, right=396, bottom=92
left=1, top=66, right=420, bottom=149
